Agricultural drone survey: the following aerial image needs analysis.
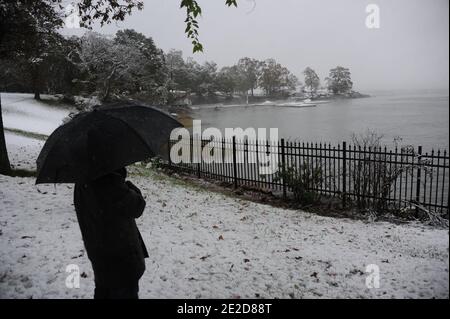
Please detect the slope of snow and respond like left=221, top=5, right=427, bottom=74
left=1, top=93, right=73, bottom=136
left=4, top=132, right=44, bottom=171
left=1, top=92, right=75, bottom=171
left=0, top=168, right=448, bottom=298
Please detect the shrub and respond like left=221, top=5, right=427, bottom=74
left=274, top=161, right=323, bottom=205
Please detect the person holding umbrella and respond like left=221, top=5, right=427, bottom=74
left=36, top=103, right=182, bottom=298
left=74, top=166, right=148, bottom=299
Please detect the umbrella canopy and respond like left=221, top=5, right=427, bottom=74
left=36, top=103, right=183, bottom=184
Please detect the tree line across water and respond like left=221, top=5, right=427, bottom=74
left=1, top=27, right=354, bottom=105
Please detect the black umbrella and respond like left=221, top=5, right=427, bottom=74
left=36, top=103, right=183, bottom=184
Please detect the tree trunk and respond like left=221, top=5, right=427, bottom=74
left=32, top=66, right=41, bottom=100
left=0, top=94, right=11, bottom=175
left=103, top=81, right=111, bottom=102
left=102, top=65, right=119, bottom=102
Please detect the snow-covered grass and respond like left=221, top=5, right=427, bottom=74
left=4, top=132, right=43, bottom=172
left=0, top=93, right=448, bottom=299
left=1, top=93, right=73, bottom=171
left=1, top=168, right=448, bottom=299
left=2, top=92, right=73, bottom=136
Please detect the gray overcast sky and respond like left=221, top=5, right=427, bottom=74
left=66, top=0, right=449, bottom=91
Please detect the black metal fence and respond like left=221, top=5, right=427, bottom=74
left=167, top=137, right=449, bottom=214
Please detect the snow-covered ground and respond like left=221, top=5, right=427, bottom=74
left=2, top=93, right=73, bottom=136
left=2, top=92, right=73, bottom=171
left=0, top=93, right=449, bottom=299
left=1, top=169, right=449, bottom=299
left=4, top=133, right=43, bottom=171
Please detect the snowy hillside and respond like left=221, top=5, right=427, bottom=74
left=2, top=93, right=72, bottom=136
left=0, top=93, right=448, bottom=299
left=2, top=93, right=74, bottom=171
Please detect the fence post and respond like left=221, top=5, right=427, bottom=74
left=342, top=141, right=347, bottom=208
left=195, top=135, right=201, bottom=178
left=232, top=136, right=238, bottom=189
left=280, top=138, right=287, bottom=199
left=415, top=145, right=422, bottom=213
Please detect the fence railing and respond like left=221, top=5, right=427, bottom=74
left=167, top=137, right=449, bottom=214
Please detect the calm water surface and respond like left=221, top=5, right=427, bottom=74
left=190, top=89, right=449, bottom=152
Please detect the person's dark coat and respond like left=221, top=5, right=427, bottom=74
left=74, top=169, right=149, bottom=281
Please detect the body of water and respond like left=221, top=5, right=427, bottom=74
left=189, top=89, right=449, bottom=152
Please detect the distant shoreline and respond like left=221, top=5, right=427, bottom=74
left=170, top=91, right=371, bottom=109
left=311, top=91, right=371, bottom=101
